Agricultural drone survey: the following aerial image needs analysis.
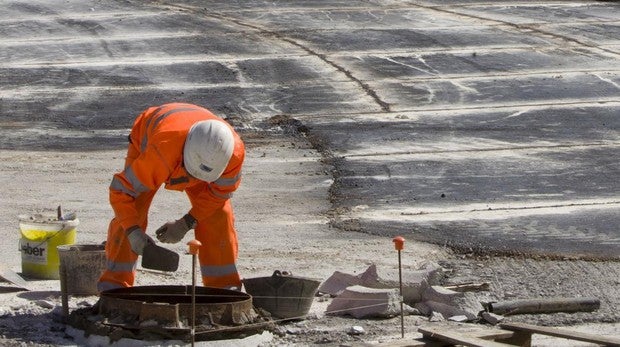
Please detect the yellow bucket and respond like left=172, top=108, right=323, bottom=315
left=19, top=213, right=79, bottom=280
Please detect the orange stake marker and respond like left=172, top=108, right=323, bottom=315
left=392, top=236, right=405, bottom=338
left=393, top=236, right=405, bottom=251
left=188, top=239, right=202, bottom=255
left=187, top=240, right=202, bottom=347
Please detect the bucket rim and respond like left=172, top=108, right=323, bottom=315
left=242, top=270, right=322, bottom=284
left=18, top=213, right=79, bottom=227
left=57, top=244, right=105, bottom=252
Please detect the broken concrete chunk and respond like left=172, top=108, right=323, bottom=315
left=481, top=311, right=504, bottom=325
left=414, top=301, right=432, bottom=317
left=422, top=285, right=461, bottom=302
left=318, top=271, right=362, bottom=297
left=359, top=264, right=428, bottom=304
left=320, top=263, right=444, bottom=304
left=362, top=262, right=444, bottom=285
left=326, top=285, right=413, bottom=319
left=35, top=300, right=55, bottom=309
left=448, top=315, right=469, bottom=322
left=422, top=286, right=484, bottom=319
left=429, top=311, right=445, bottom=322
left=416, top=261, right=445, bottom=285
left=286, top=327, right=304, bottom=335
left=420, top=301, right=478, bottom=321
left=348, top=326, right=365, bottom=335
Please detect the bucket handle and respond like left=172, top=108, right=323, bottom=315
left=19, top=228, right=65, bottom=252
left=272, top=270, right=292, bottom=278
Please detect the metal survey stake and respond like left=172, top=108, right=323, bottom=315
left=392, top=236, right=405, bottom=338
left=187, top=240, right=202, bottom=347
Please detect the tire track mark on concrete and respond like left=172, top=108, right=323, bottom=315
left=342, top=142, right=620, bottom=158
left=353, top=199, right=620, bottom=222
left=415, top=1, right=620, bottom=57
left=279, top=100, right=620, bottom=120
left=153, top=1, right=391, bottom=112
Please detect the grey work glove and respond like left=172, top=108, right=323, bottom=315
left=126, top=227, right=154, bottom=255
left=155, top=214, right=196, bottom=244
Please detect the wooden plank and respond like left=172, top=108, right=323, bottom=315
left=367, top=339, right=445, bottom=346
left=470, top=329, right=531, bottom=347
left=500, top=322, right=620, bottom=347
left=418, top=327, right=516, bottom=347
left=366, top=329, right=515, bottom=346
left=469, top=329, right=515, bottom=339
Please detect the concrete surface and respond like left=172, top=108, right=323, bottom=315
left=0, top=0, right=619, bottom=345
left=2, top=0, right=618, bottom=258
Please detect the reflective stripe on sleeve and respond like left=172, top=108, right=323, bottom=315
left=124, top=166, right=150, bottom=194
left=110, top=176, right=137, bottom=197
left=208, top=184, right=232, bottom=200
left=200, top=263, right=238, bottom=278
left=140, top=106, right=163, bottom=152
left=106, top=260, right=137, bottom=273
left=213, top=172, right=241, bottom=187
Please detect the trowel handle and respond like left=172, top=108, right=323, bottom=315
left=187, top=239, right=202, bottom=255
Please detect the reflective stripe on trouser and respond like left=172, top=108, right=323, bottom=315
left=97, top=188, right=157, bottom=292
left=195, top=200, right=241, bottom=288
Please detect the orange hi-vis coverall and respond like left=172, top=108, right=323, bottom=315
left=97, top=103, right=245, bottom=292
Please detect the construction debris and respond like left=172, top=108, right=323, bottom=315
left=429, top=312, right=445, bottom=322
left=318, top=262, right=444, bottom=302
left=445, top=282, right=490, bottom=292
left=325, top=285, right=416, bottom=319
left=416, top=285, right=484, bottom=321
left=447, top=315, right=469, bottom=322
left=0, top=263, right=30, bottom=291
left=348, top=326, right=365, bottom=335
left=316, top=270, right=360, bottom=297
left=320, top=263, right=486, bottom=321
left=481, top=311, right=504, bottom=325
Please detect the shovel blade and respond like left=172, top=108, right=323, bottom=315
left=141, top=243, right=179, bottom=272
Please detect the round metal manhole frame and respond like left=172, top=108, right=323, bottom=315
left=66, top=285, right=273, bottom=342
left=99, top=285, right=254, bottom=327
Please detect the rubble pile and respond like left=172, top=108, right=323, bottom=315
left=322, top=263, right=489, bottom=323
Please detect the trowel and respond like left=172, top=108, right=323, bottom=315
left=141, top=242, right=179, bottom=272
left=0, top=263, right=30, bottom=291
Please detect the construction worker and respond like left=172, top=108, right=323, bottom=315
left=97, top=102, right=245, bottom=292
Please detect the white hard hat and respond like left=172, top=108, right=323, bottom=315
left=183, top=120, right=234, bottom=182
